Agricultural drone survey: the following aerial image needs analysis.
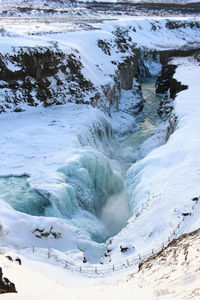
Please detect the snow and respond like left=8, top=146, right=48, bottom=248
left=1, top=229, right=200, bottom=299
left=0, top=103, right=126, bottom=263
left=0, top=9, right=200, bottom=299
left=108, top=57, right=200, bottom=267
left=1, top=16, right=200, bottom=261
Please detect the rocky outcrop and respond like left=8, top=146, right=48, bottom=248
left=0, top=267, right=17, bottom=294
left=155, top=57, right=188, bottom=121
left=155, top=64, right=177, bottom=95
left=102, top=49, right=144, bottom=115
left=0, top=43, right=144, bottom=115
left=156, top=64, right=188, bottom=98
left=0, top=48, right=97, bottom=113
left=165, top=112, right=178, bottom=141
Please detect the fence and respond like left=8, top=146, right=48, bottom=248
left=22, top=198, right=199, bottom=276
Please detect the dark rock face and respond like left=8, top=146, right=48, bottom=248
left=169, top=78, right=188, bottom=99
left=0, top=267, right=17, bottom=294
left=156, top=61, right=188, bottom=121
left=156, top=64, right=188, bottom=99
left=158, top=91, right=173, bottom=120
left=0, top=48, right=95, bottom=113
left=101, top=48, right=145, bottom=115
left=118, top=52, right=140, bottom=90
left=155, top=64, right=177, bottom=95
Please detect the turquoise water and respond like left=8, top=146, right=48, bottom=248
left=100, top=77, right=162, bottom=236
left=0, top=175, right=50, bottom=216
left=115, top=77, right=162, bottom=171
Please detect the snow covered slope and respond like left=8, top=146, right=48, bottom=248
left=1, top=227, right=200, bottom=299
left=107, top=57, right=200, bottom=265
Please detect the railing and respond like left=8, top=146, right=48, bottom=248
left=19, top=199, right=199, bottom=276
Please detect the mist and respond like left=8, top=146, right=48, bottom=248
left=100, top=190, right=131, bottom=237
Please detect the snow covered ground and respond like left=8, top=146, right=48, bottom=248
left=1, top=223, right=200, bottom=300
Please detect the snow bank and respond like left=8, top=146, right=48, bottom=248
left=108, top=57, right=200, bottom=264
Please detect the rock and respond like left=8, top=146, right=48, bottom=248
left=182, top=212, right=192, bottom=217
left=15, top=258, right=22, bottom=265
left=120, top=245, right=129, bottom=253
left=192, top=197, right=199, bottom=202
left=5, top=255, right=13, bottom=262
left=155, top=64, right=177, bottom=95
left=0, top=267, right=17, bottom=294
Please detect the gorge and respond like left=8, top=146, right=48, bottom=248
left=0, top=14, right=200, bottom=270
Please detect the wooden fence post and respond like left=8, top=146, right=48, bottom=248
left=127, top=260, right=129, bottom=266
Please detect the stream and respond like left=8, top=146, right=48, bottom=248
left=100, top=77, right=162, bottom=237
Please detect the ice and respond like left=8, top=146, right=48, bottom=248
left=0, top=176, right=50, bottom=216
left=58, top=148, right=123, bottom=216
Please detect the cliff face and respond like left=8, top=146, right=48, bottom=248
left=0, top=19, right=200, bottom=115
left=0, top=46, right=142, bottom=114
left=0, top=48, right=96, bottom=113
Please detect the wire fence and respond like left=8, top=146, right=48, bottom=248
left=21, top=198, right=199, bottom=276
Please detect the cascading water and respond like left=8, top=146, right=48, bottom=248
left=113, top=77, right=163, bottom=171
left=100, top=77, right=163, bottom=236
left=0, top=77, right=163, bottom=249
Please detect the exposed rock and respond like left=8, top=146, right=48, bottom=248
left=0, top=47, right=95, bottom=113
left=15, top=258, right=22, bottom=265
left=166, top=112, right=178, bottom=141
left=5, top=255, right=13, bottom=262
left=32, top=226, right=62, bottom=239
left=156, top=62, right=187, bottom=99
left=155, top=64, right=177, bottom=95
left=83, top=257, right=87, bottom=263
left=0, top=267, right=17, bottom=294
left=156, top=59, right=188, bottom=122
